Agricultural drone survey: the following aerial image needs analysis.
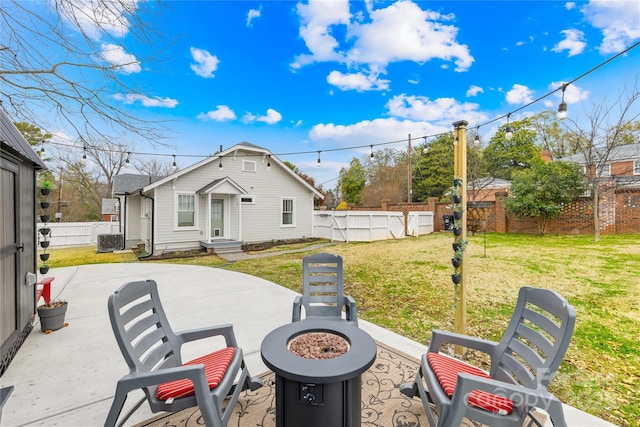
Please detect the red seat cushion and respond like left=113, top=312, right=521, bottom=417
left=427, top=352, right=514, bottom=415
left=156, top=347, right=235, bottom=401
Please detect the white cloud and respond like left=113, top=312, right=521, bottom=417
left=565, top=2, right=576, bottom=10
left=57, top=0, right=135, bottom=40
left=326, top=70, right=389, bottom=91
left=100, top=43, right=141, bottom=74
left=385, top=94, right=484, bottom=124
left=114, top=93, right=178, bottom=108
left=506, top=84, right=534, bottom=104
left=582, top=0, right=640, bottom=54
left=242, top=108, right=282, bottom=124
left=516, top=36, right=534, bottom=46
left=291, top=1, right=474, bottom=78
left=552, top=29, right=586, bottom=56
left=549, top=81, right=590, bottom=104
left=247, top=7, right=261, bottom=26
left=466, top=85, right=484, bottom=97
left=190, top=47, right=220, bottom=78
left=197, top=105, right=236, bottom=121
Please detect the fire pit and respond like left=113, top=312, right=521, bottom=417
left=261, top=319, right=377, bottom=427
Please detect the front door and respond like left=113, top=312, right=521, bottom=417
left=211, top=198, right=224, bottom=238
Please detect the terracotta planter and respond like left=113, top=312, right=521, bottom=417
left=37, top=301, right=68, bottom=332
left=40, top=253, right=50, bottom=262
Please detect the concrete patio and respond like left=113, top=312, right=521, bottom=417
left=1, top=263, right=615, bottom=426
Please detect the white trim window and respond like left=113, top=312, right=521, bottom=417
left=635, top=160, right=640, bottom=175
left=600, top=163, right=611, bottom=176
left=281, top=197, right=295, bottom=227
left=242, top=160, right=257, bottom=172
left=175, top=193, right=197, bottom=229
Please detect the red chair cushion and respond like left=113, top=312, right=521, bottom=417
left=427, top=352, right=514, bottom=415
left=156, top=347, right=235, bottom=401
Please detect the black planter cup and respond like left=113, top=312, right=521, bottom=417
left=40, top=240, right=50, bottom=249
left=452, top=243, right=461, bottom=252
left=40, top=188, right=51, bottom=196
left=453, top=227, right=462, bottom=236
left=453, top=211, right=463, bottom=220
left=40, top=215, right=50, bottom=222
left=41, top=202, right=50, bottom=209
left=451, top=274, right=461, bottom=284
left=452, top=195, right=462, bottom=203
left=40, top=253, right=50, bottom=262
left=39, top=228, right=51, bottom=236
left=452, top=257, right=461, bottom=268
left=39, top=265, right=49, bottom=275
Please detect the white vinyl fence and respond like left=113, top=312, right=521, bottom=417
left=40, top=222, right=121, bottom=247
left=313, top=211, right=433, bottom=242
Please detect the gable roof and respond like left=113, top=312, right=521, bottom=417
left=0, top=107, right=47, bottom=169
left=113, top=174, right=163, bottom=195
left=141, top=142, right=324, bottom=198
left=197, top=177, right=247, bottom=195
left=560, top=143, right=640, bottom=164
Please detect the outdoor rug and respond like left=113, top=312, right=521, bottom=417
left=135, top=341, right=546, bottom=427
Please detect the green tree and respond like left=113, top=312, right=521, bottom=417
left=14, top=122, right=53, bottom=147
left=339, top=158, right=366, bottom=205
left=413, top=133, right=454, bottom=200
left=504, top=161, right=586, bottom=234
left=484, top=117, right=542, bottom=179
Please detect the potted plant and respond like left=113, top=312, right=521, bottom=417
left=40, top=214, right=50, bottom=222
left=453, top=210, right=463, bottom=220
left=40, top=253, right=50, bottom=262
left=452, top=227, right=462, bottom=236
left=37, top=300, right=68, bottom=333
left=40, top=201, right=50, bottom=209
left=451, top=257, right=461, bottom=268
left=40, top=240, right=50, bottom=249
left=40, top=180, right=54, bottom=196
left=39, top=265, right=49, bottom=274
left=451, top=273, right=461, bottom=284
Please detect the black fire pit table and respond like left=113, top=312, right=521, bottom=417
left=261, top=318, right=377, bottom=427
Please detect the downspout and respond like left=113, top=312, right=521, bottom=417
left=138, top=191, right=155, bottom=259
left=115, top=195, right=126, bottom=249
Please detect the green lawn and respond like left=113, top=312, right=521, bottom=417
left=47, top=233, right=640, bottom=426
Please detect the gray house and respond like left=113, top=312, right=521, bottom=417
left=114, top=142, right=324, bottom=255
left=1, top=107, right=47, bottom=375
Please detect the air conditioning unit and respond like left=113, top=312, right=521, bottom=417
left=97, top=234, right=124, bottom=253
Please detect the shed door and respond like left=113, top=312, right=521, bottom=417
left=1, top=161, right=18, bottom=345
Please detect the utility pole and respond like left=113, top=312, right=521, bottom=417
left=407, top=134, right=412, bottom=203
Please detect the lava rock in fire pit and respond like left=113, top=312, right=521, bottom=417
left=289, top=332, right=349, bottom=360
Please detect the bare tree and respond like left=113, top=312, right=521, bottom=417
left=134, top=157, right=175, bottom=177
left=562, top=82, right=640, bottom=241
left=1, top=0, right=170, bottom=144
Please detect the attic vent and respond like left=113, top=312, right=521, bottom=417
left=97, top=234, right=124, bottom=253
left=242, top=160, right=257, bottom=172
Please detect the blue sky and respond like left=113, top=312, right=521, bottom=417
left=30, top=1, right=640, bottom=187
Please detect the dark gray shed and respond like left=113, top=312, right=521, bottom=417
left=1, top=107, right=47, bottom=375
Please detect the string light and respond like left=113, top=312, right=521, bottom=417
left=505, top=113, right=513, bottom=140
left=82, top=145, right=87, bottom=162
left=125, top=152, right=131, bottom=168
left=423, top=136, right=428, bottom=153
left=267, top=154, right=271, bottom=171
left=370, top=145, right=374, bottom=159
left=172, top=154, right=177, bottom=171
left=557, top=83, right=568, bottom=120
left=474, top=128, right=480, bottom=146
left=218, top=145, right=223, bottom=169
left=30, top=41, right=638, bottom=172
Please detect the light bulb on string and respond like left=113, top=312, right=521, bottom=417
left=474, top=127, right=480, bottom=146
left=557, top=83, right=568, bottom=121
left=125, top=152, right=130, bottom=168
left=317, top=151, right=321, bottom=167
left=82, top=146, right=87, bottom=163
left=423, top=136, right=428, bottom=153
left=505, top=113, right=513, bottom=140
left=370, top=145, right=374, bottom=159
left=267, top=154, right=271, bottom=171
left=172, top=154, right=177, bottom=171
